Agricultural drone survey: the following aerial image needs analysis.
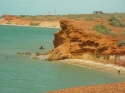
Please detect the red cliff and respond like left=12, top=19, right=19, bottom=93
left=47, top=19, right=125, bottom=66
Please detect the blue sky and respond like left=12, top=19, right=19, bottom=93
left=0, top=0, right=125, bottom=15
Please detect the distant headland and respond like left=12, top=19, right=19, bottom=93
left=0, top=14, right=60, bottom=28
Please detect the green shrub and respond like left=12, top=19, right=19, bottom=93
left=109, top=16, right=125, bottom=27
left=20, top=15, right=27, bottom=17
left=116, top=40, right=125, bottom=47
left=30, top=23, right=39, bottom=26
left=109, top=16, right=117, bottom=21
left=119, top=22, right=125, bottom=27
left=94, top=24, right=117, bottom=36
left=121, top=29, right=125, bottom=36
left=85, top=17, right=94, bottom=20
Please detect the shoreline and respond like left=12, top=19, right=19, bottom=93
left=46, top=59, right=125, bottom=92
left=59, top=59, right=125, bottom=77
left=0, top=24, right=60, bottom=28
left=32, top=53, right=125, bottom=77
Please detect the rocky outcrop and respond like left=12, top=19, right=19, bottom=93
left=39, top=46, right=44, bottom=49
left=47, top=19, right=125, bottom=66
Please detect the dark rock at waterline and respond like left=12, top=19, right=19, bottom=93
left=17, top=52, right=24, bottom=54
left=17, top=52, right=31, bottom=56
left=25, top=52, right=32, bottom=55
left=39, top=46, right=44, bottom=49
left=35, top=52, right=42, bottom=56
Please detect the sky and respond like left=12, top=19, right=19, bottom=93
left=0, top=0, right=125, bottom=16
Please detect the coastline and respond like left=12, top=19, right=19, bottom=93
left=46, top=59, right=125, bottom=93
left=32, top=53, right=125, bottom=77
left=0, top=24, right=60, bottom=28
left=59, top=59, right=125, bottom=77
left=3, top=22, right=125, bottom=76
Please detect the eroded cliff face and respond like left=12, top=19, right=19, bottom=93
left=47, top=19, right=125, bottom=65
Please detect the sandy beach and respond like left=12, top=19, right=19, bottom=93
left=59, top=59, right=125, bottom=77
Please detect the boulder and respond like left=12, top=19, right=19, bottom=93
left=25, top=52, right=31, bottom=55
left=39, top=46, right=44, bottom=49
left=17, top=52, right=24, bottom=54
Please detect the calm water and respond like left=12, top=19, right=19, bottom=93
left=0, top=25, right=125, bottom=93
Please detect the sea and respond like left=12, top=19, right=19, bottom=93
left=0, top=25, right=124, bottom=93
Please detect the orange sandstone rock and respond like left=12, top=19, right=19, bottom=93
left=47, top=19, right=125, bottom=65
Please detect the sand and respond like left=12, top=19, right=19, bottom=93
left=59, top=59, right=125, bottom=77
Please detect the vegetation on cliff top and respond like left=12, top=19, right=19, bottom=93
left=116, top=40, right=125, bottom=47
left=18, top=13, right=125, bottom=21
left=94, top=24, right=117, bottom=36
left=109, top=16, right=125, bottom=27
left=30, top=22, right=40, bottom=26
left=121, top=29, right=125, bottom=36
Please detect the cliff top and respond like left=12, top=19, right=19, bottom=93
left=59, top=18, right=125, bottom=40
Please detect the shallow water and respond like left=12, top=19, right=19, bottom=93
left=0, top=25, right=124, bottom=93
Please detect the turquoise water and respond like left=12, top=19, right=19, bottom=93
left=0, top=25, right=125, bottom=93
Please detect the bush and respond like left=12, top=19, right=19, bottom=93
left=119, top=22, right=125, bottom=27
left=20, top=15, right=27, bottom=17
left=121, top=29, right=125, bottom=36
left=109, top=16, right=125, bottom=27
left=85, top=17, right=94, bottom=20
left=94, top=24, right=117, bottom=36
left=116, top=40, right=125, bottom=47
left=30, top=23, right=39, bottom=26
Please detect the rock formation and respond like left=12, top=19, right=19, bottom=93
left=47, top=19, right=125, bottom=66
left=39, top=46, right=44, bottom=49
